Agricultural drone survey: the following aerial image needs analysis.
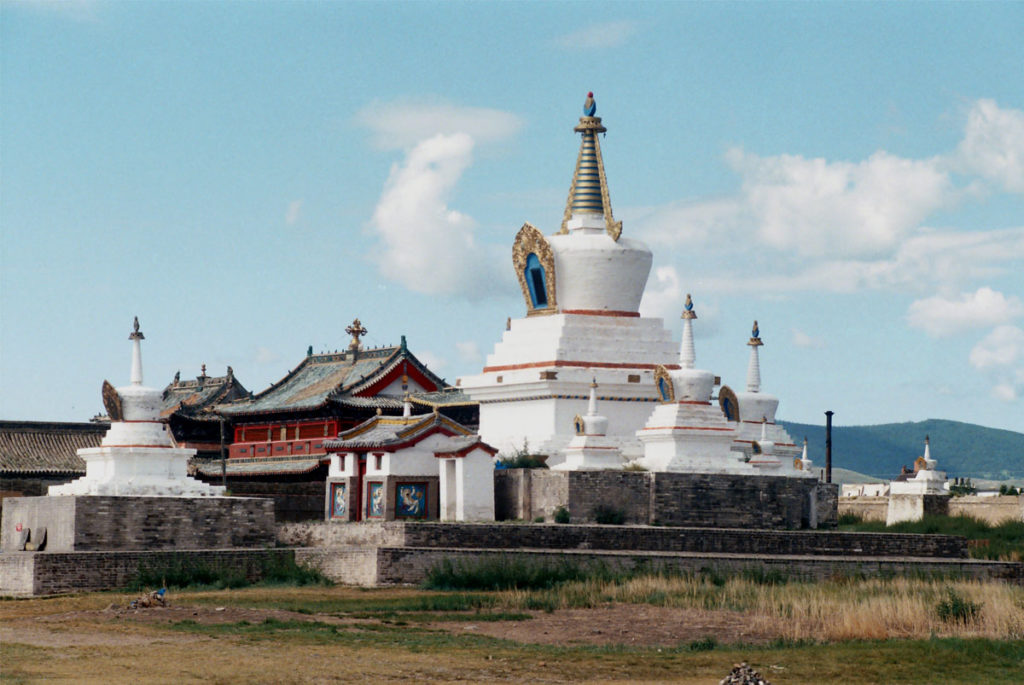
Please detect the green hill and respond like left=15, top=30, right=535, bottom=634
left=776, top=419, right=1024, bottom=481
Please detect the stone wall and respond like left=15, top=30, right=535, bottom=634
left=949, top=496, right=1024, bottom=525
left=371, top=547, right=1023, bottom=587
left=220, top=481, right=323, bottom=522
left=495, top=470, right=837, bottom=529
left=1, top=496, right=275, bottom=552
left=1, top=548, right=294, bottom=596
left=838, top=497, right=888, bottom=522
left=278, top=521, right=967, bottom=559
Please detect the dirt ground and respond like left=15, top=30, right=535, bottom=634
left=2, top=601, right=776, bottom=649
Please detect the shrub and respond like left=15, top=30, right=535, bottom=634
left=687, top=637, right=718, bottom=652
left=131, top=553, right=330, bottom=590
left=837, top=512, right=863, bottom=526
left=496, top=440, right=549, bottom=469
left=936, top=588, right=981, bottom=624
left=424, top=556, right=618, bottom=591
left=533, top=516, right=545, bottom=523
left=553, top=506, right=571, bottom=524
left=592, top=504, right=626, bottom=525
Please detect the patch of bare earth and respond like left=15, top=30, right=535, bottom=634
left=433, top=604, right=780, bottom=647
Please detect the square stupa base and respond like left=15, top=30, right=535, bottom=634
left=1, top=495, right=275, bottom=553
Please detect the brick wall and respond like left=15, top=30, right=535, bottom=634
left=2, top=496, right=275, bottom=552
left=372, top=547, right=1022, bottom=586
left=949, top=496, right=1024, bottom=525
left=276, top=520, right=967, bottom=559
left=221, top=481, right=323, bottom=522
left=495, top=470, right=838, bottom=530
left=2, top=548, right=295, bottom=595
left=838, top=497, right=888, bottom=522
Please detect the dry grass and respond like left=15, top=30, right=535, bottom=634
left=497, top=575, right=1024, bottom=641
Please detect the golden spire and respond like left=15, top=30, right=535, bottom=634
left=560, top=92, right=622, bottom=241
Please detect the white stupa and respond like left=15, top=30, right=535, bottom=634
left=459, top=93, right=679, bottom=464
left=719, top=321, right=801, bottom=467
left=890, top=436, right=947, bottom=496
left=553, top=379, right=624, bottom=471
left=50, top=318, right=224, bottom=497
left=636, top=295, right=749, bottom=473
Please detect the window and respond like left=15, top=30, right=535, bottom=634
left=374, top=453, right=383, bottom=470
left=525, top=253, right=548, bottom=308
left=658, top=377, right=672, bottom=402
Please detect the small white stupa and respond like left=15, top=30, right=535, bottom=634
left=719, top=321, right=801, bottom=466
left=637, top=296, right=748, bottom=473
left=890, top=436, right=947, bottom=496
left=50, top=318, right=224, bottom=497
left=553, top=379, right=624, bottom=471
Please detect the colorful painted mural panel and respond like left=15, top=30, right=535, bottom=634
left=367, top=482, right=385, bottom=519
left=330, top=482, right=347, bottom=519
left=395, top=482, right=427, bottom=519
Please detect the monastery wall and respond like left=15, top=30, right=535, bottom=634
left=948, top=495, right=1024, bottom=525
left=494, top=470, right=837, bottom=529
left=215, top=481, right=324, bottom=522
left=838, top=497, right=888, bottom=522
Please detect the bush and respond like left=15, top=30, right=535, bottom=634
left=553, top=506, right=571, bottom=524
left=837, top=512, right=863, bottom=526
left=496, top=440, right=549, bottom=469
left=592, top=504, right=626, bottom=525
left=936, top=588, right=981, bottom=624
left=424, top=556, right=617, bottom=591
left=131, top=553, right=330, bottom=590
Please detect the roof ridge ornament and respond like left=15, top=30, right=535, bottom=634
left=560, top=91, right=623, bottom=241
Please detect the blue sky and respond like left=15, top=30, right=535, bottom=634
left=2, top=1, right=1023, bottom=433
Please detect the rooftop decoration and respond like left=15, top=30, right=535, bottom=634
left=560, top=91, right=622, bottom=240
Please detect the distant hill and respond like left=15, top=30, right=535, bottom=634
left=776, top=419, right=1024, bottom=481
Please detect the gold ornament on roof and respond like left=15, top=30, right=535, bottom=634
left=346, top=318, right=368, bottom=349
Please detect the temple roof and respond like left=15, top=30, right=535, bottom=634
left=216, top=341, right=446, bottom=418
left=323, top=412, right=474, bottom=451
left=0, top=421, right=106, bottom=474
left=160, top=367, right=249, bottom=419
left=193, top=457, right=325, bottom=477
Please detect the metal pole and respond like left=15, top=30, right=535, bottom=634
left=824, top=410, right=834, bottom=484
left=219, top=416, right=227, bottom=490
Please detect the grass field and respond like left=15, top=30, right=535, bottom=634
left=3, top=574, right=1023, bottom=683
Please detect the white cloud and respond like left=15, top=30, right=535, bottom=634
left=356, top=100, right=523, bottom=151
left=639, top=265, right=682, bottom=321
left=254, top=346, right=280, bottom=365
left=285, top=199, right=303, bottom=226
left=414, top=350, right=447, bottom=373
left=726, top=147, right=952, bottom=258
left=455, top=340, right=482, bottom=366
left=369, top=133, right=502, bottom=296
left=907, top=287, right=1024, bottom=338
left=791, top=328, right=824, bottom=349
left=955, top=99, right=1024, bottom=193
left=969, top=325, right=1024, bottom=402
left=553, top=21, right=640, bottom=49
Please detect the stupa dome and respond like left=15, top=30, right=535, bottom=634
left=513, top=93, right=653, bottom=316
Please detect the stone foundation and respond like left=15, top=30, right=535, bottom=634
left=1, top=496, right=275, bottom=552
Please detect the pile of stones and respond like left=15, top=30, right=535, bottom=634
left=720, top=662, right=770, bottom=685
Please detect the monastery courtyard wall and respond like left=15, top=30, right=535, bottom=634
left=495, top=469, right=837, bottom=529
left=838, top=495, right=1024, bottom=526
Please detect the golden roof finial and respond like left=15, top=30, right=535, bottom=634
left=560, top=92, right=622, bottom=241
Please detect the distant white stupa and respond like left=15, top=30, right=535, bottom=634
left=50, top=318, right=224, bottom=497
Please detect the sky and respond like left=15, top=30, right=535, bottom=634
left=2, top=1, right=1023, bottom=434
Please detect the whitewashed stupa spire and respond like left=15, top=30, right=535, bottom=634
left=129, top=316, right=145, bottom=385
left=746, top=320, right=763, bottom=393
left=561, top=91, right=623, bottom=240
left=680, top=294, right=697, bottom=369
left=587, top=377, right=598, bottom=416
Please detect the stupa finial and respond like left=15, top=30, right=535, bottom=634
left=346, top=318, right=367, bottom=350
left=560, top=91, right=622, bottom=240
left=679, top=294, right=697, bottom=369
left=746, top=320, right=763, bottom=393
left=129, top=316, right=144, bottom=385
